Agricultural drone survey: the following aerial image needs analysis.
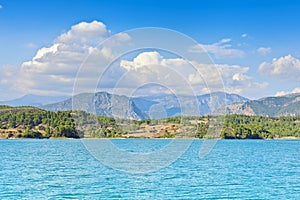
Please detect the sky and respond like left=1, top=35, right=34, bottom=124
left=0, top=0, right=300, bottom=100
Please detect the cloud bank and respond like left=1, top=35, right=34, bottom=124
left=10, top=21, right=128, bottom=96
left=259, top=54, right=300, bottom=82
left=0, top=20, right=268, bottom=99
left=119, top=51, right=266, bottom=96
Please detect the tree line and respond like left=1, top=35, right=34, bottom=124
left=0, top=106, right=299, bottom=139
left=220, top=114, right=300, bottom=139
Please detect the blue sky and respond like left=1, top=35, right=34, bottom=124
left=0, top=0, right=300, bottom=100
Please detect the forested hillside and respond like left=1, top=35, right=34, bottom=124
left=0, top=107, right=78, bottom=138
left=221, top=115, right=300, bottom=139
left=0, top=106, right=299, bottom=139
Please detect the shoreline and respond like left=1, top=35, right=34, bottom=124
left=1, top=136, right=300, bottom=140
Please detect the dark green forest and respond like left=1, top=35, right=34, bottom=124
left=220, top=114, right=300, bottom=139
left=0, top=106, right=119, bottom=139
left=0, top=106, right=299, bottom=139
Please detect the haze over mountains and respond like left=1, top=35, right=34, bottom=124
left=132, top=92, right=248, bottom=117
left=42, top=92, right=146, bottom=120
left=0, top=94, right=69, bottom=107
left=41, top=91, right=249, bottom=119
left=1, top=92, right=299, bottom=118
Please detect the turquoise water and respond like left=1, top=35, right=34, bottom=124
left=0, top=139, right=299, bottom=199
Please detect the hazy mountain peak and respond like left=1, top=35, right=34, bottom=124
left=0, top=94, right=69, bottom=107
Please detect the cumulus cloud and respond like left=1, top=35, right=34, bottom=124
left=0, top=20, right=267, bottom=98
left=257, top=47, right=271, bottom=55
left=241, top=33, right=247, bottom=38
left=275, top=87, right=300, bottom=96
left=119, top=51, right=265, bottom=96
left=258, top=54, right=300, bottom=82
left=119, top=51, right=196, bottom=95
left=10, top=20, right=130, bottom=96
left=196, top=63, right=268, bottom=95
left=56, top=21, right=110, bottom=45
left=190, top=38, right=245, bottom=59
left=120, top=52, right=163, bottom=71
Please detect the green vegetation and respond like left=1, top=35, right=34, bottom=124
left=0, top=107, right=122, bottom=139
left=0, top=109, right=79, bottom=138
left=0, top=105, right=12, bottom=110
left=0, top=105, right=299, bottom=139
left=72, top=111, right=122, bottom=137
left=220, top=114, right=300, bottom=139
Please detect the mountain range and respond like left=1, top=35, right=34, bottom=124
left=42, top=92, right=146, bottom=120
left=1, top=92, right=299, bottom=118
left=0, top=94, right=68, bottom=107
left=132, top=92, right=248, bottom=117
left=225, top=93, right=300, bottom=116
left=42, top=91, right=247, bottom=119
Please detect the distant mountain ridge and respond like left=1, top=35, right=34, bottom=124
left=42, top=91, right=248, bottom=119
left=42, top=92, right=146, bottom=120
left=225, top=93, right=300, bottom=116
left=0, top=94, right=68, bottom=107
left=3, top=92, right=299, bottom=118
left=133, top=92, right=249, bottom=117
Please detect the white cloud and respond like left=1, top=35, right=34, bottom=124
left=0, top=20, right=268, bottom=99
left=257, top=47, right=271, bottom=55
left=56, top=21, right=110, bottom=45
left=119, top=51, right=265, bottom=96
left=119, top=51, right=194, bottom=94
left=241, top=33, right=247, bottom=38
left=10, top=20, right=130, bottom=96
left=32, top=43, right=59, bottom=61
left=120, top=52, right=162, bottom=71
left=258, top=54, right=300, bottom=82
left=275, top=87, right=300, bottom=96
left=190, top=38, right=245, bottom=59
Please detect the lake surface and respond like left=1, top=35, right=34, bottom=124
left=0, top=139, right=299, bottom=199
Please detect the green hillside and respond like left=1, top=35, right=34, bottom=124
left=0, top=106, right=299, bottom=139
